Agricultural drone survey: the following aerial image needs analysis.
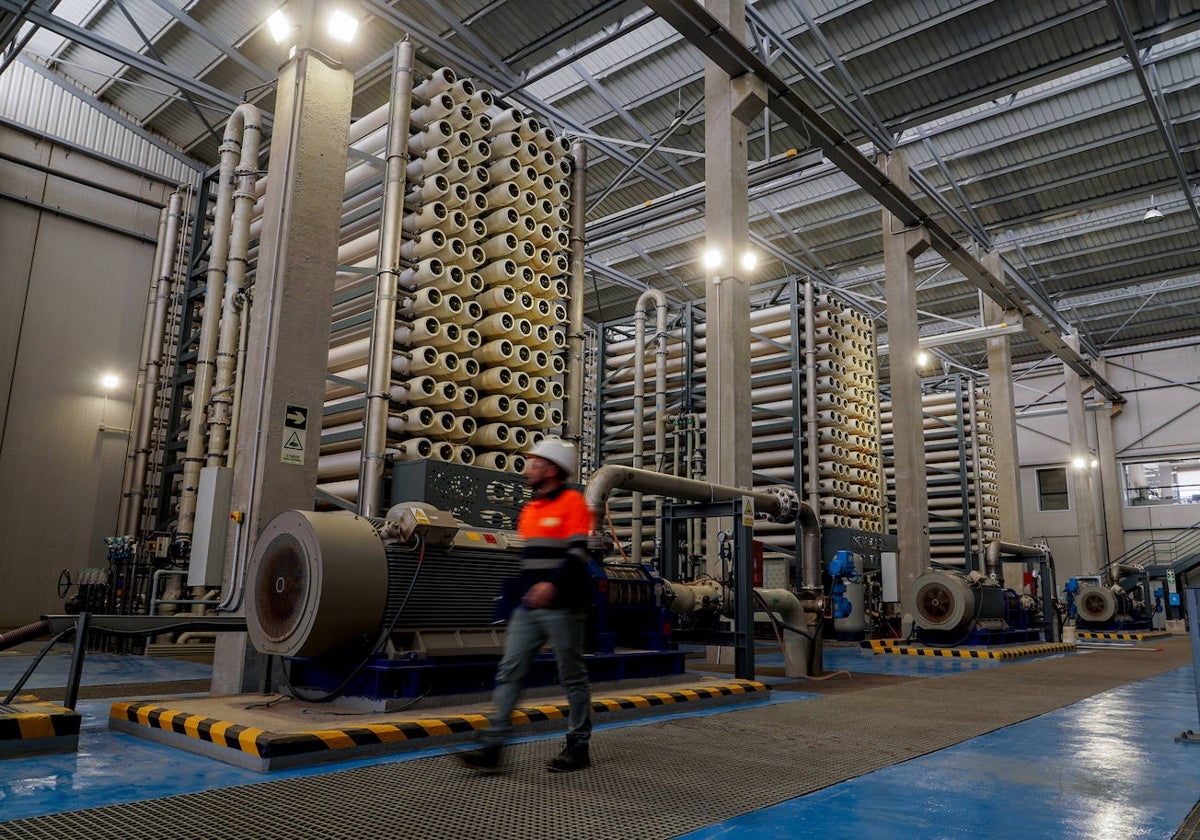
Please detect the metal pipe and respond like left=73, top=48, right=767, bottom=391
left=984, top=539, right=1045, bottom=586
left=804, top=279, right=820, bottom=515
left=226, top=285, right=253, bottom=471
left=207, top=103, right=263, bottom=465
left=563, top=139, right=587, bottom=448
left=117, top=204, right=169, bottom=536
left=360, top=40, right=415, bottom=517
left=177, top=103, right=261, bottom=545
left=123, top=190, right=184, bottom=537
left=585, top=464, right=801, bottom=526
left=967, top=381, right=987, bottom=560
left=631, top=287, right=668, bottom=563
left=663, top=580, right=809, bottom=677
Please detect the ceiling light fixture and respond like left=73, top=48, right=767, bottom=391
left=327, top=9, right=359, bottom=44
left=267, top=9, right=291, bottom=44
left=1143, top=194, right=1164, bottom=223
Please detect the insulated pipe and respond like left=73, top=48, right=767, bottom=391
left=0, top=619, right=52, bottom=652
left=177, top=101, right=264, bottom=545
left=564, top=140, right=586, bottom=443
left=120, top=194, right=181, bottom=536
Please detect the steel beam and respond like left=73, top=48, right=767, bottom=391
left=1106, top=0, right=1200, bottom=230
left=0, top=0, right=242, bottom=111
left=642, top=0, right=1125, bottom=405
left=15, top=55, right=203, bottom=172
left=140, top=0, right=274, bottom=83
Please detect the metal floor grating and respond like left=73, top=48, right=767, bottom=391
left=0, top=643, right=1189, bottom=840
left=1178, top=798, right=1200, bottom=840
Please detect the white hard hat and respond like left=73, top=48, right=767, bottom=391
left=526, top=437, right=578, bottom=477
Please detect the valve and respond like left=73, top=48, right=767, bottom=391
left=828, top=549, right=861, bottom=620
left=1063, top=577, right=1080, bottom=619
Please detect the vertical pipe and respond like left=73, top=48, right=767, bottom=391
left=123, top=191, right=184, bottom=537
left=787, top=279, right=805, bottom=584
left=632, top=305, right=647, bottom=561
left=117, top=204, right=169, bottom=536
left=803, top=279, right=820, bottom=515
left=564, top=140, right=587, bottom=446
left=207, top=104, right=263, bottom=466
left=632, top=287, right=668, bottom=563
left=226, top=291, right=253, bottom=470
left=653, top=291, right=669, bottom=556
left=177, top=106, right=256, bottom=545
left=360, top=40, right=415, bottom=517
left=967, top=380, right=987, bottom=563
left=653, top=295, right=668, bottom=472
left=953, top=375, right=974, bottom=569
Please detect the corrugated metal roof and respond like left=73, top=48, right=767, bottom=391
left=4, top=0, right=1200, bottom=365
left=0, top=58, right=196, bottom=183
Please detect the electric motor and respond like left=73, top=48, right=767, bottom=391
left=245, top=508, right=521, bottom=659
left=1075, top=584, right=1134, bottom=624
left=909, top=570, right=1019, bottom=635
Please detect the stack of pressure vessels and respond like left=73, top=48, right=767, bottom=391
left=319, top=66, right=573, bottom=502
left=598, top=288, right=884, bottom=553
left=806, top=292, right=884, bottom=533
left=579, top=327, right=599, bottom=484
left=879, top=380, right=1000, bottom=565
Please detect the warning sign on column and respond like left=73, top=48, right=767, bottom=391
left=281, top=404, right=308, bottom=465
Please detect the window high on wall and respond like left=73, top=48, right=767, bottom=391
left=1124, top=457, right=1200, bottom=506
left=1037, top=467, right=1070, bottom=511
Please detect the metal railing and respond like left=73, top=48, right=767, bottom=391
left=1105, top=519, right=1200, bottom=578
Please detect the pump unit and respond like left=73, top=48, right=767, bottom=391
left=244, top=503, right=682, bottom=704
left=909, top=569, right=1039, bottom=646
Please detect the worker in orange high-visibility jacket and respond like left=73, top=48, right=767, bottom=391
left=458, top=437, right=595, bottom=774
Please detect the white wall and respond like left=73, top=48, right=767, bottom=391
left=0, top=122, right=171, bottom=627
left=1014, top=344, right=1200, bottom=582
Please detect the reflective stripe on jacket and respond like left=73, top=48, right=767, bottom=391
left=516, top=485, right=593, bottom=609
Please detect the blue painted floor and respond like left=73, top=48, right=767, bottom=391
left=1, top=647, right=1197, bottom=838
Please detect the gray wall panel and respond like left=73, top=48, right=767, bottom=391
left=0, top=139, right=161, bottom=627
left=0, top=201, right=40, bottom=450
left=1016, top=344, right=1200, bottom=581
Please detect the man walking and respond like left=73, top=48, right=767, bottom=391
left=459, top=437, right=595, bottom=773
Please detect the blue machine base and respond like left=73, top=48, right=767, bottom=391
left=288, top=648, right=688, bottom=701
left=915, top=626, right=1043, bottom=647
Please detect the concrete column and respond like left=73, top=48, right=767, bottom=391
left=981, top=251, right=1024, bottom=545
left=880, top=150, right=932, bottom=630
left=1063, top=330, right=1103, bottom=576
left=213, top=43, right=354, bottom=693
left=1093, top=358, right=1126, bottom=563
left=703, top=0, right=759, bottom=569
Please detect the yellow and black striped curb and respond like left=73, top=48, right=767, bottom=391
left=867, top=641, right=1076, bottom=659
left=1076, top=630, right=1172, bottom=641
left=0, top=695, right=81, bottom=741
left=110, top=681, right=768, bottom=760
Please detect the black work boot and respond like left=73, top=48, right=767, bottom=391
left=546, top=739, right=590, bottom=772
left=458, top=743, right=504, bottom=773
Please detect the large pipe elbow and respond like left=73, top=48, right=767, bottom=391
left=984, top=539, right=1048, bottom=587
left=584, top=465, right=794, bottom=526
left=755, top=588, right=809, bottom=678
